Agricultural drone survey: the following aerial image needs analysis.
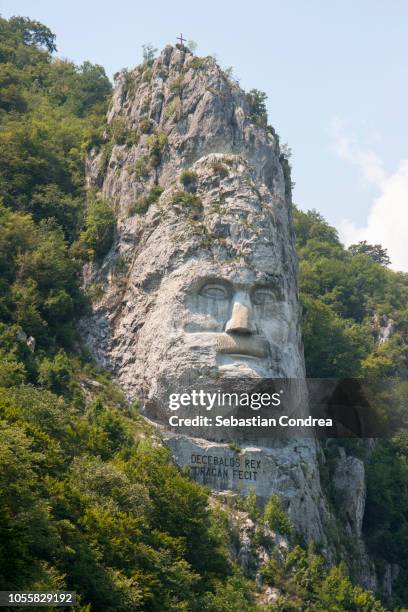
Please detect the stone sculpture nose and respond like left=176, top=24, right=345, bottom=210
left=225, top=293, right=256, bottom=335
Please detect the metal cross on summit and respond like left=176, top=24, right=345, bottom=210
left=177, top=33, right=186, bottom=47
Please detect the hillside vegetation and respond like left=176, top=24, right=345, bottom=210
left=0, top=15, right=405, bottom=610
left=294, top=207, right=408, bottom=380
left=293, top=207, right=408, bottom=606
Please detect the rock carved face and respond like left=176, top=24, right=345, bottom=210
left=97, top=157, right=304, bottom=401
left=135, top=256, right=306, bottom=425
left=132, top=255, right=301, bottom=403
left=182, top=271, right=290, bottom=376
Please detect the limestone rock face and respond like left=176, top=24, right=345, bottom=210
left=333, top=451, right=366, bottom=537
left=371, top=313, right=394, bottom=345
left=86, top=45, right=290, bottom=220
left=164, top=433, right=327, bottom=542
left=81, top=45, right=372, bottom=575
left=83, top=44, right=301, bottom=402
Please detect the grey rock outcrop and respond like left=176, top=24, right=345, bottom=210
left=82, top=44, right=328, bottom=539
left=86, top=45, right=290, bottom=219
left=83, top=46, right=300, bottom=391
left=81, top=44, right=378, bottom=591
left=333, top=451, right=366, bottom=537
left=371, top=313, right=394, bottom=345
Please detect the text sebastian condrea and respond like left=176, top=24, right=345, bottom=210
left=168, top=415, right=333, bottom=427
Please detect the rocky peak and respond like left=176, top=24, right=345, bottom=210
left=87, top=45, right=290, bottom=221
left=83, top=45, right=300, bottom=392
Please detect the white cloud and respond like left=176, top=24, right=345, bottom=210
left=332, top=119, right=408, bottom=272
left=332, top=118, right=387, bottom=187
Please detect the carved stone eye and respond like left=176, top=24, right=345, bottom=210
left=252, top=288, right=274, bottom=305
left=200, top=284, right=229, bottom=300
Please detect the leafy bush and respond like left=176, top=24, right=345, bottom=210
left=171, top=190, right=202, bottom=209
left=79, top=195, right=115, bottom=260
left=263, top=494, right=293, bottom=537
left=38, top=349, right=75, bottom=397
left=246, top=89, right=268, bottom=128
left=180, top=169, right=198, bottom=190
left=133, top=155, right=150, bottom=179
left=228, top=441, right=242, bottom=453
left=142, top=43, right=157, bottom=65
left=0, top=349, right=26, bottom=387
left=138, top=117, right=152, bottom=134
left=106, top=117, right=139, bottom=147
left=146, top=130, right=167, bottom=168
left=301, top=295, right=370, bottom=377
left=189, top=57, right=207, bottom=70
left=165, top=96, right=181, bottom=118
left=129, top=185, right=164, bottom=216
left=236, top=489, right=260, bottom=522
left=26, top=184, right=83, bottom=242
left=170, top=74, right=184, bottom=96
left=261, top=546, right=385, bottom=611
left=210, top=161, right=229, bottom=177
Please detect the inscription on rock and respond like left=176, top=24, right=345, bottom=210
left=189, top=453, right=261, bottom=480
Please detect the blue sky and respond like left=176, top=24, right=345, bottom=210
left=3, top=0, right=408, bottom=269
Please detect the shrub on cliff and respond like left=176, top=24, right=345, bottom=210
left=264, top=494, right=293, bottom=537
left=129, top=185, right=164, bottom=216
left=79, top=195, right=115, bottom=260
left=171, top=190, right=202, bottom=209
left=246, top=88, right=268, bottom=128
left=180, top=169, right=198, bottom=191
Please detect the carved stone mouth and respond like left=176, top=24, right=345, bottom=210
left=216, top=333, right=269, bottom=358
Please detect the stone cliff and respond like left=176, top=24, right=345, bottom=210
left=82, top=44, right=379, bottom=593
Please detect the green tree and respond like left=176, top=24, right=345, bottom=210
left=348, top=240, right=391, bottom=266
left=7, top=16, right=57, bottom=52
left=79, top=195, right=115, bottom=260
left=301, top=295, right=369, bottom=377
left=264, top=494, right=293, bottom=536
left=246, top=89, right=268, bottom=127
left=142, top=43, right=157, bottom=64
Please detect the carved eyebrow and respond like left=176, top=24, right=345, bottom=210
left=184, top=276, right=233, bottom=298
left=251, top=286, right=275, bottom=300
left=195, top=277, right=234, bottom=293
left=251, top=281, right=284, bottom=302
left=199, top=283, right=230, bottom=299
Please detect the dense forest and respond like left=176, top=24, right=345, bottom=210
left=0, top=15, right=406, bottom=610
left=294, top=207, right=408, bottom=606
